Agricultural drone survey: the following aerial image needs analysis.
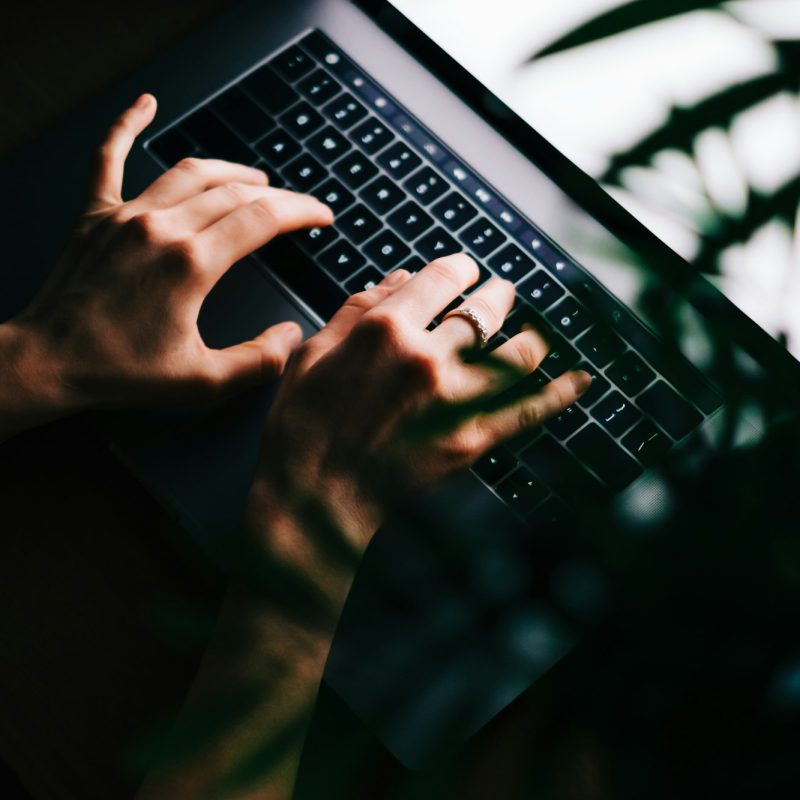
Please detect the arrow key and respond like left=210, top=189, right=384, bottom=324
left=319, top=239, right=366, bottom=281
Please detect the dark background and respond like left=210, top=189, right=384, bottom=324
left=0, top=3, right=231, bottom=797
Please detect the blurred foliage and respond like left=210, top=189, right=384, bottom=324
left=530, top=1, right=800, bottom=279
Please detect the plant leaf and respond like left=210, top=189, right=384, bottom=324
left=527, top=0, right=723, bottom=61
left=692, top=173, right=800, bottom=273
left=602, top=72, right=789, bottom=183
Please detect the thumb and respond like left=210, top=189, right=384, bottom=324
left=214, top=321, right=304, bottom=391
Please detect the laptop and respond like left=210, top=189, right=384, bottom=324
left=2, top=0, right=798, bottom=772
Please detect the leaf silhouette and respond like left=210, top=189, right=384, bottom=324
left=601, top=72, right=790, bottom=183
left=692, top=173, right=800, bottom=273
left=527, top=0, right=724, bottom=61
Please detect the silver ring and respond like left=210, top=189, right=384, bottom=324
left=442, top=306, right=490, bottom=349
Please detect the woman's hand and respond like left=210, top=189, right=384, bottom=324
left=0, top=93, right=332, bottom=440
left=247, top=254, right=591, bottom=600
left=137, top=258, right=591, bottom=800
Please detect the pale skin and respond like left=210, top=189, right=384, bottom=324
left=0, top=95, right=592, bottom=797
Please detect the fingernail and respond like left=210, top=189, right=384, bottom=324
left=571, top=369, right=593, bottom=397
left=135, top=93, right=154, bottom=109
left=279, top=323, right=303, bottom=348
left=384, top=269, right=409, bottom=286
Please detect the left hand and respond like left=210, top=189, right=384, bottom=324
left=1, top=93, right=333, bottom=436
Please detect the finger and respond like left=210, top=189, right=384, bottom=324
left=133, top=158, right=269, bottom=210
left=477, top=370, right=593, bottom=446
left=377, top=253, right=479, bottom=328
left=194, top=193, right=334, bottom=284
left=161, top=184, right=299, bottom=233
left=302, top=269, right=413, bottom=367
left=86, top=93, right=157, bottom=212
left=211, top=321, right=304, bottom=393
left=433, top=278, right=515, bottom=353
left=455, top=325, right=551, bottom=401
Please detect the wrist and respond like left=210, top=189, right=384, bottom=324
left=244, top=473, right=380, bottom=619
left=0, top=321, right=78, bottom=440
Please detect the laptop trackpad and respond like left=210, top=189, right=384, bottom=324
left=104, top=258, right=319, bottom=560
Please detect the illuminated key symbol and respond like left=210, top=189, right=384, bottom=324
left=309, top=228, right=322, bottom=239
left=354, top=218, right=365, bottom=227
left=364, top=280, right=377, bottom=290
left=338, top=254, right=349, bottom=264
left=434, top=240, right=446, bottom=251
left=325, top=53, right=340, bottom=65
left=473, top=235, right=486, bottom=245
left=406, top=215, right=418, bottom=225
left=377, top=189, right=390, bottom=200
left=532, top=289, right=543, bottom=299
left=501, top=262, right=513, bottom=273
left=381, top=244, right=394, bottom=256
left=349, top=164, right=363, bottom=175
left=561, top=316, right=571, bottom=327
left=273, top=143, right=285, bottom=152
left=453, top=167, right=467, bottom=181
left=531, top=238, right=542, bottom=250
left=297, top=114, right=310, bottom=126
left=300, top=167, right=312, bottom=178
left=389, top=159, right=401, bottom=169
left=444, top=210, right=455, bottom=220
left=353, top=77, right=365, bottom=87
left=424, top=143, right=438, bottom=156
left=376, top=98, right=388, bottom=109
left=476, top=188, right=491, bottom=203
left=325, top=192, right=338, bottom=203
left=417, top=184, right=428, bottom=195
left=323, top=138, right=337, bottom=150
left=500, top=211, right=514, bottom=224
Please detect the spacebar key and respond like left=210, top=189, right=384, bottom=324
left=255, top=238, right=349, bottom=323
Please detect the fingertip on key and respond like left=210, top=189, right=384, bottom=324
left=571, top=369, right=594, bottom=397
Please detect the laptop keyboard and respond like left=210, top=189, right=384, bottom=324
left=146, top=29, right=722, bottom=522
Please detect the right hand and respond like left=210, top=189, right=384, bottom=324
left=248, top=254, right=591, bottom=566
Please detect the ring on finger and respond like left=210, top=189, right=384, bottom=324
left=442, top=306, right=490, bottom=350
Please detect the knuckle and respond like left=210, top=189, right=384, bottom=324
left=518, top=400, right=545, bottom=431
left=357, top=308, right=404, bottom=346
left=219, top=181, right=251, bottom=204
left=403, top=349, right=444, bottom=395
left=175, top=156, right=203, bottom=176
left=251, top=196, right=278, bottom=222
left=447, top=427, right=485, bottom=464
left=162, top=238, right=203, bottom=275
left=125, top=211, right=163, bottom=243
left=106, top=207, right=132, bottom=227
left=426, top=257, right=466, bottom=294
left=509, top=333, right=545, bottom=371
